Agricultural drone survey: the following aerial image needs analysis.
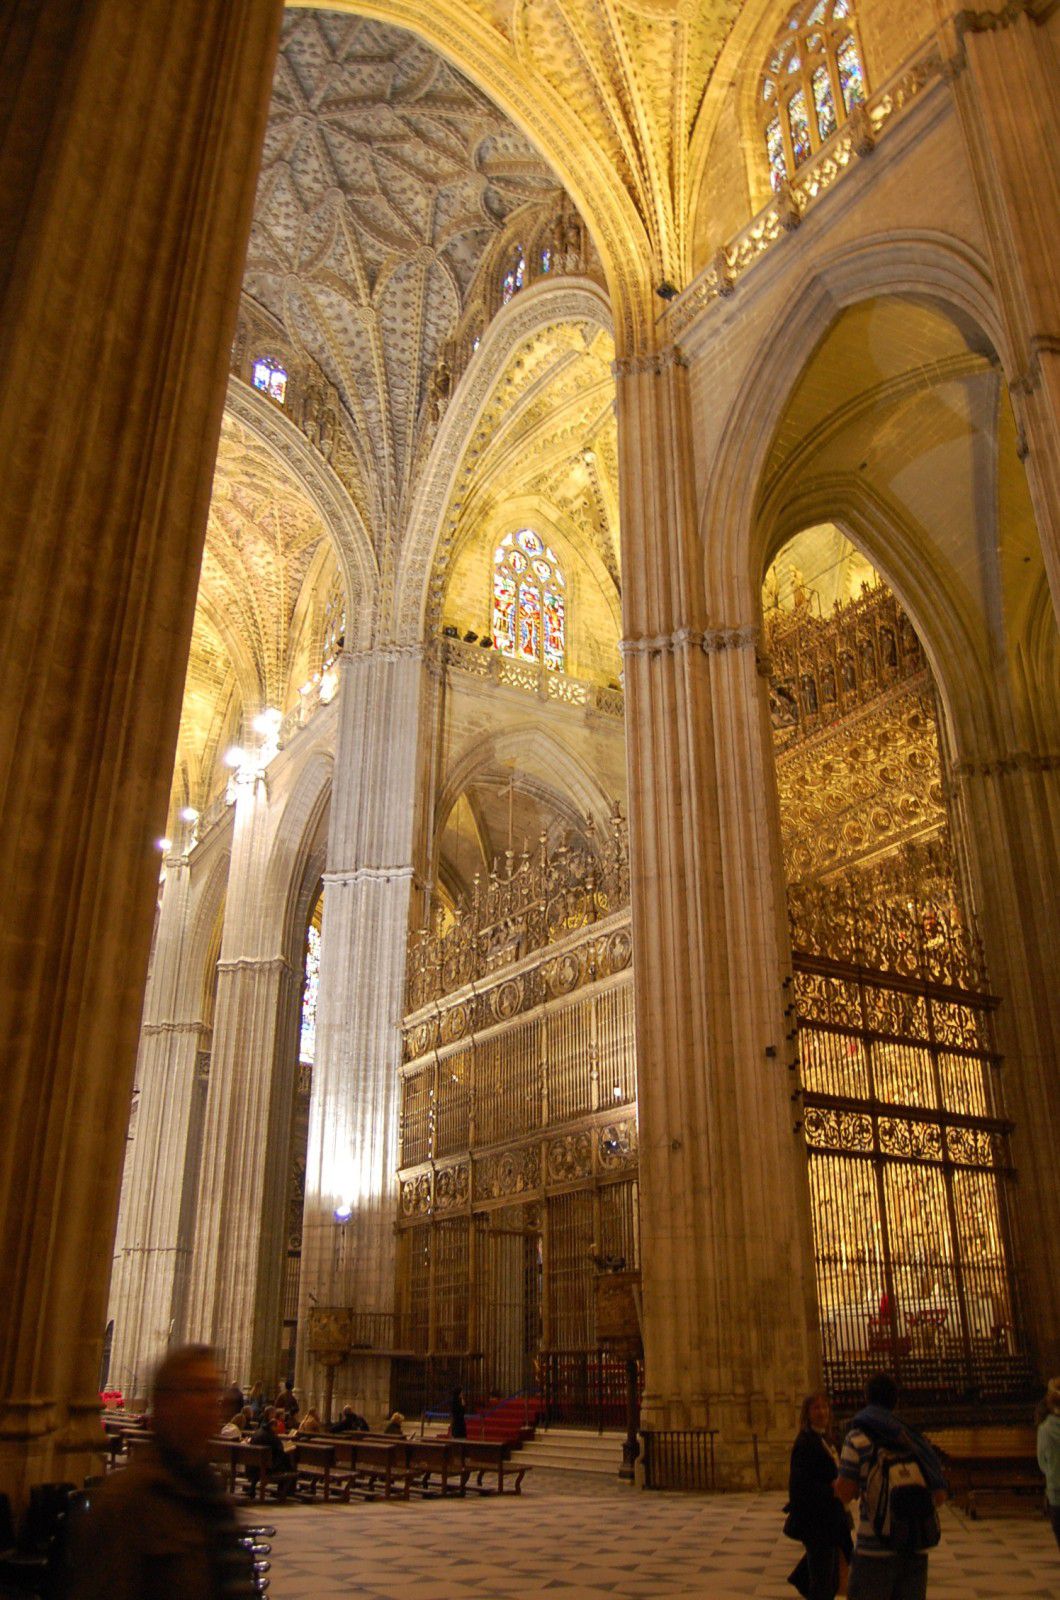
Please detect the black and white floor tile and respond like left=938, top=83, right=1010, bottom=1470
left=248, top=1473, right=1057, bottom=1600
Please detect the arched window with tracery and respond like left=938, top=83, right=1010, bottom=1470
left=759, top=1, right=867, bottom=193
left=491, top=529, right=566, bottom=671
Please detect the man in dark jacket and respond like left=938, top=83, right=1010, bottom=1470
left=66, top=1344, right=255, bottom=1600
left=246, top=1409, right=297, bottom=1501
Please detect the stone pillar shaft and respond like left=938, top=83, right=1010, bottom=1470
left=0, top=0, right=283, bottom=1501
left=615, top=353, right=816, bottom=1486
left=184, top=776, right=298, bottom=1386
left=950, top=753, right=1060, bottom=1371
left=106, top=854, right=210, bottom=1403
left=952, top=6, right=1060, bottom=623
left=296, top=650, right=422, bottom=1420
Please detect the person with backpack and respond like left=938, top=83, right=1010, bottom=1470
left=835, top=1372, right=947, bottom=1600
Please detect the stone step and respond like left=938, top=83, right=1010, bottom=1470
left=517, top=1428, right=626, bottom=1476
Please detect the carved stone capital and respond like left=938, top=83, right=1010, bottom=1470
left=611, top=345, right=688, bottom=379
left=619, top=624, right=759, bottom=659
left=949, top=749, right=1060, bottom=779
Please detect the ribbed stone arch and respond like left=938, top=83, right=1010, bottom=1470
left=224, top=378, right=379, bottom=651
left=391, top=277, right=613, bottom=644
left=758, top=471, right=1006, bottom=758
left=286, top=0, right=654, bottom=344
left=434, top=722, right=615, bottom=847
left=263, top=741, right=335, bottom=970
left=702, top=231, right=1008, bottom=629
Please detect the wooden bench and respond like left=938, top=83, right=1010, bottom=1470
left=405, top=1438, right=467, bottom=1497
left=456, top=1439, right=529, bottom=1495
left=208, top=1439, right=272, bottom=1501
left=327, top=1439, right=411, bottom=1501
left=927, top=1426, right=1040, bottom=1519
left=292, top=1440, right=343, bottom=1503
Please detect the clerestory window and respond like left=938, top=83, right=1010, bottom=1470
left=491, top=529, right=566, bottom=671
left=252, top=355, right=288, bottom=405
left=759, top=1, right=867, bottom=193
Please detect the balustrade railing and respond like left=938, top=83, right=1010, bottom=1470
left=439, top=636, right=623, bottom=718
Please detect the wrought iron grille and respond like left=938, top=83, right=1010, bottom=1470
left=794, top=951, right=1032, bottom=1405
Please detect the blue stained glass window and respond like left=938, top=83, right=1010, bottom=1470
left=541, top=247, right=552, bottom=273
left=299, top=922, right=321, bottom=1065
left=837, top=35, right=865, bottom=112
left=813, top=65, right=838, bottom=140
left=502, top=248, right=526, bottom=304
left=252, top=357, right=288, bottom=405
left=788, top=89, right=811, bottom=165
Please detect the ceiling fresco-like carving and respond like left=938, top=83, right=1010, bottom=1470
left=303, top=0, right=748, bottom=306
left=243, top=9, right=561, bottom=549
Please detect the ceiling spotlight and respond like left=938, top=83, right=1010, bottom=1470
left=655, top=280, right=678, bottom=301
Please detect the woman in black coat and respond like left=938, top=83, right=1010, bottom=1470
left=785, top=1392, right=852, bottom=1600
left=450, top=1387, right=467, bottom=1439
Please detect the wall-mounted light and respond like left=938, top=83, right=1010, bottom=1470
left=223, top=746, right=246, bottom=768
left=156, top=837, right=172, bottom=852
left=180, top=806, right=199, bottom=824
left=333, top=1202, right=352, bottom=1224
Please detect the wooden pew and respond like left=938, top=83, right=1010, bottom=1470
left=456, top=1439, right=529, bottom=1495
left=292, top=1440, right=343, bottom=1503
left=208, top=1439, right=272, bottom=1501
left=328, top=1439, right=411, bottom=1501
left=405, top=1438, right=467, bottom=1497
left=927, top=1426, right=1040, bottom=1519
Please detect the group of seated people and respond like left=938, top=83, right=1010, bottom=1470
left=214, top=1381, right=382, bottom=1499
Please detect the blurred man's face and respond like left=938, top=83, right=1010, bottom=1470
left=155, top=1358, right=222, bottom=1462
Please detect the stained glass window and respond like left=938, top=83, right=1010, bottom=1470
left=491, top=530, right=566, bottom=670
left=299, top=922, right=321, bottom=1065
left=788, top=89, right=811, bottom=165
left=518, top=584, right=541, bottom=661
left=766, top=118, right=787, bottom=191
left=543, top=589, right=565, bottom=671
left=252, top=357, right=288, bottom=405
left=812, top=64, right=837, bottom=140
left=501, top=247, right=526, bottom=305
left=759, top=4, right=868, bottom=185
left=837, top=34, right=865, bottom=112
left=541, top=247, right=552, bottom=273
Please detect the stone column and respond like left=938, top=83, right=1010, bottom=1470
left=184, top=769, right=300, bottom=1388
left=949, top=3, right=1060, bottom=622
left=106, top=845, right=213, bottom=1404
left=615, top=349, right=817, bottom=1487
left=0, top=0, right=283, bottom=1501
left=296, top=648, right=423, bottom=1422
left=948, top=750, right=1060, bottom=1372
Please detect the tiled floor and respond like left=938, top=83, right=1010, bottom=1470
left=250, top=1472, right=1058, bottom=1599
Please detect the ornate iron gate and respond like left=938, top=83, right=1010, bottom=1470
left=794, top=952, right=1032, bottom=1405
